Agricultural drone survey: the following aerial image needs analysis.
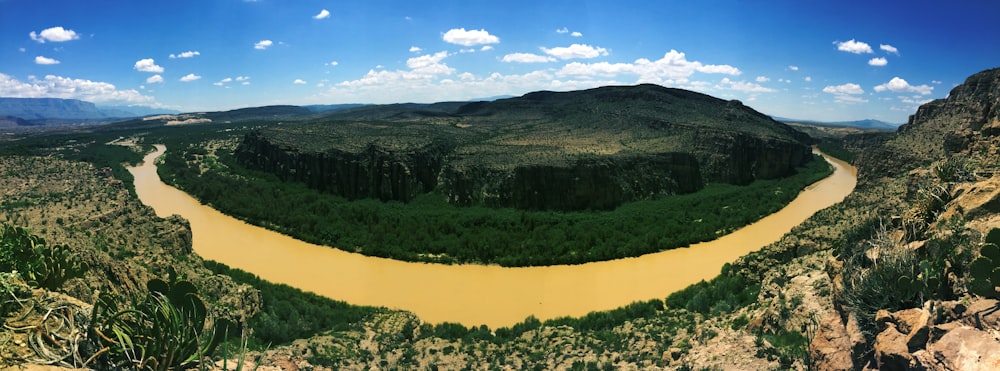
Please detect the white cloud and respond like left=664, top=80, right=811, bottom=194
left=556, top=27, right=569, bottom=34
left=836, top=39, right=873, bottom=54
left=313, top=9, right=330, bottom=20
left=788, top=65, right=799, bottom=71
left=832, top=95, right=869, bottom=104
left=179, top=73, right=201, bottom=82
left=19, top=48, right=25, bottom=52
left=502, top=53, right=555, bottom=63
left=717, top=78, right=775, bottom=93
left=405, top=51, right=454, bottom=75
left=409, top=46, right=422, bottom=53
left=931, top=80, right=942, bottom=84
left=236, top=76, right=250, bottom=81
left=556, top=49, right=740, bottom=83
left=880, top=44, right=899, bottom=54
left=328, top=61, right=339, bottom=66
left=146, top=74, right=164, bottom=84
left=822, top=83, right=864, bottom=95
left=868, top=57, right=888, bottom=66
left=29, top=26, right=79, bottom=43
left=293, top=79, right=306, bottom=84
left=169, top=51, right=200, bottom=59
left=755, top=76, right=770, bottom=83
left=873, top=77, right=933, bottom=95
left=213, top=77, right=232, bottom=86
left=442, top=28, right=499, bottom=46
left=134, top=58, right=164, bottom=73
left=571, top=31, right=583, bottom=37
left=254, top=40, right=273, bottom=50
left=480, top=45, right=493, bottom=51
left=0, top=73, right=154, bottom=104
left=541, top=44, right=608, bottom=60
left=804, top=76, right=812, bottom=82
left=34, top=56, right=60, bottom=65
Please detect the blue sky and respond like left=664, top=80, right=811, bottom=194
left=1, top=0, right=998, bottom=123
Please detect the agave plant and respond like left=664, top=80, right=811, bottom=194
left=87, top=272, right=237, bottom=370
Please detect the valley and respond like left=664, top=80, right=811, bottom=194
left=1, top=68, right=998, bottom=369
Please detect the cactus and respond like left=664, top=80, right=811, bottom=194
left=969, top=242, right=1000, bottom=298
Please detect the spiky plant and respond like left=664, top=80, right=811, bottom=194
left=86, top=272, right=237, bottom=370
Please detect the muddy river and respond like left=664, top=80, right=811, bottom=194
left=128, top=145, right=856, bottom=328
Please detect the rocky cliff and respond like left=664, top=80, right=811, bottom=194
left=810, top=67, right=1000, bottom=370
left=235, top=84, right=812, bottom=211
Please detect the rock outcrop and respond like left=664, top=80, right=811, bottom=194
left=235, top=84, right=812, bottom=211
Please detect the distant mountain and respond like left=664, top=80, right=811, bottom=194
left=0, top=115, right=36, bottom=128
left=97, top=105, right=179, bottom=117
left=0, top=97, right=177, bottom=122
left=304, top=104, right=369, bottom=113
left=774, top=116, right=900, bottom=130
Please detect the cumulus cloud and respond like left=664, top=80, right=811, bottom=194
left=556, top=49, right=740, bottom=83
left=541, top=44, right=608, bottom=60
left=442, top=28, right=499, bottom=46
left=868, top=57, right=888, bottom=66
left=804, top=76, right=812, bottom=82
left=556, top=27, right=569, bottom=34
left=146, top=75, right=164, bottom=84
left=409, top=46, right=422, bottom=53
left=313, top=9, right=330, bottom=19
left=35, top=56, right=60, bottom=65
left=571, top=31, right=583, bottom=37
left=405, top=51, right=454, bottom=75
left=213, top=77, right=232, bottom=86
left=179, top=73, right=201, bottom=82
left=169, top=51, right=200, bottom=59
left=236, top=76, right=250, bottom=85
left=29, top=26, right=79, bottom=43
left=880, top=44, right=899, bottom=54
left=501, top=53, right=556, bottom=63
left=328, top=61, right=339, bottom=66
left=755, top=76, right=770, bottom=83
left=822, top=83, right=864, bottom=95
left=717, top=78, right=775, bottom=93
left=823, top=82, right=867, bottom=104
left=0, top=73, right=154, bottom=104
left=788, top=65, right=799, bottom=71
left=254, top=40, right=273, bottom=50
left=481, top=45, right=494, bottom=51
left=134, top=58, right=164, bottom=73
left=293, top=79, right=306, bottom=84
left=836, top=39, right=873, bottom=54
left=874, top=77, right=933, bottom=95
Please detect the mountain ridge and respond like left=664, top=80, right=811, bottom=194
left=0, top=97, right=178, bottom=122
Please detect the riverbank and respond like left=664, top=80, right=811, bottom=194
left=129, top=145, right=856, bottom=328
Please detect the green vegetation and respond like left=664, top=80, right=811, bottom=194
left=87, top=272, right=237, bottom=370
left=0, top=223, right=87, bottom=291
left=969, top=229, right=1000, bottom=299
left=162, top=146, right=832, bottom=266
left=665, top=263, right=761, bottom=316
left=816, top=140, right=855, bottom=163
left=202, top=260, right=381, bottom=348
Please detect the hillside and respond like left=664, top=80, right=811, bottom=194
left=236, top=84, right=813, bottom=211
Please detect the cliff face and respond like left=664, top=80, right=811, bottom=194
left=236, top=130, right=448, bottom=203
left=855, top=67, right=1000, bottom=178
left=234, top=84, right=812, bottom=211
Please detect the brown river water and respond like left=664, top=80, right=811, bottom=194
left=128, top=145, right=856, bottom=328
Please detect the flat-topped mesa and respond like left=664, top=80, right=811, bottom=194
left=234, top=84, right=813, bottom=211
